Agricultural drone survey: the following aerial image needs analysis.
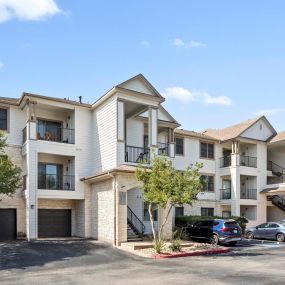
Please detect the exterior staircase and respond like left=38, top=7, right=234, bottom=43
left=127, top=206, right=145, bottom=242
left=267, top=195, right=285, bottom=212
left=267, top=161, right=285, bottom=184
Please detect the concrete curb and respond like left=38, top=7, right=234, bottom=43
left=152, top=248, right=230, bottom=259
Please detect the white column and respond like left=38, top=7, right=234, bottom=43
left=230, top=166, right=240, bottom=216
left=168, top=128, right=175, bottom=158
left=26, top=145, right=38, bottom=240
left=117, top=100, right=125, bottom=142
left=148, top=107, right=158, bottom=159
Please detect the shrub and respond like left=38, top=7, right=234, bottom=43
left=153, top=239, right=166, bottom=253
left=169, top=239, right=182, bottom=252
left=175, top=215, right=248, bottom=233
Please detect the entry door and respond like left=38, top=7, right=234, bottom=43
left=0, top=209, right=17, bottom=240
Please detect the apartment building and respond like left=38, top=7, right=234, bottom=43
left=0, top=74, right=285, bottom=244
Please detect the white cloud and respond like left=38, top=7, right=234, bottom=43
left=203, top=94, right=232, bottom=106
left=162, top=86, right=232, bottom=106
left=0, top=0, right=62, bottom=23
left=173, top=38, right=206, bottom=49
left=162, top=87, right=195, bottom=103
left=254, top=108, right=285, bottom=116
left=0, top=61, right=3, bottom=69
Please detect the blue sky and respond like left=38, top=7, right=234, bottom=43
left=1, top=1, right=285, bottom=132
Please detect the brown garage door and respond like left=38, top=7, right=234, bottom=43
left=0, top=209, right=17, bottom=240
left=38, top=209, right=71, bottom=238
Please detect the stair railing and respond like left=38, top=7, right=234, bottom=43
left=271, top=195, right=285, bottom=211
left=127, top=206, right=145, bottom=238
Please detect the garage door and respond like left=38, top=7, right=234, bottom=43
left=38, top=209, right=71, bottom=238
left=0, top=209, right=17, bottom=240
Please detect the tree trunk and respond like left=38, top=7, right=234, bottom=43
left=148, top=203, right=157, bottom=242
left=158, top=204, right=173, bottom=241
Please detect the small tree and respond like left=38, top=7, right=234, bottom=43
left=136, top=155, right=204, bottom=246
left=0, top=132, right=22, bottom=197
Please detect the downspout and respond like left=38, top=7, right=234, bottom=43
left=107, top=172, right=117, bottom=246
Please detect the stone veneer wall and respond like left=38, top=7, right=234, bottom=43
left=0, top=145, right=26, bottom=236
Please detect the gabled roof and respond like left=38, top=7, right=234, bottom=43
left=115, top=74, right=164, bottom=98
left=270, top=131, right=285, bottom=143
left=203, top=116, right=276, bottom=142
left=0, top=96, right=19, bottom=106
left=174, top=129, right=218, bottom=141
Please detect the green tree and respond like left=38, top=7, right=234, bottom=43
left=0, top=132, right=22, bottom=197
left=136, top=155, right=204, bottom=245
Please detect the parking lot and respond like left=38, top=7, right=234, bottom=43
left=0, top=239, right=285, bottom=285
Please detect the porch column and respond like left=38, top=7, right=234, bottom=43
left=117, top=100, right=125, bottom=165
left=26, top=146, right=38, bottom=240
left=26, top=100, right=37, bottom=140
left=230, top=167, right=240, bottom=216
left=168, top=128, right=175, bottom=158
left=148, top=107, right=158, bottom=159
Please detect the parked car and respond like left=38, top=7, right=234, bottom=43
left=184, top=219, right=242, bottom=245
left=245, top=222, right=285, bottom=242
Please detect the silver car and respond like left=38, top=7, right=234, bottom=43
left=246, top=222, right=285, bottom=242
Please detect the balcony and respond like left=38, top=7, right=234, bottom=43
left=38, top=174, right=75, bottom=191
left=241, top=189, right=257, bottom=200
left=37, top=124, right=75, bottom=144
left=220, top=188, right=231, bottom=200
left=125, top=145, right=150, bottom=164
left=239, top=155, right=257, bottom=168
left=220, top=155, right=231, bottom=168
left=158, top=142, right=169, bottom=156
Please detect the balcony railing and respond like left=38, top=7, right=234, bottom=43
left=158, top=142, right=169, bottom=156
left=241, top=189, right=257, bottom=200
left=22, top=127, right=27, bottom=144
left=220, top=188, right=231, bottom=200
left=38, top=174, right=75, bottom=191
left=36, top=126, right=75, bottom=144
left=239, top=155, right=257, bottom=168
left=125, top=145, right=150, bottom=164
left=220, top=155, right=231, bottom=168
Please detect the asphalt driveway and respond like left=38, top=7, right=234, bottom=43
left=1, top=239, right=285, bottom=285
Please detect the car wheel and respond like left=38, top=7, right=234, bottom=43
left=246, top=232, right=254, bottom=240
left=276, top=233, right=285, bottom=242
left=209, top=234, right=219, bottom=245
left=228, top=241, right=237, bottom=246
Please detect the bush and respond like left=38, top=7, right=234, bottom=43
left=169, top=239, right=182, bottom=252
left=153, top=239, right=166, bottom=253
left=175, top=215, right=248, bottom=233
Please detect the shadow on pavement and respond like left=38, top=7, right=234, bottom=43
left=0, top=239, right=110, bottom=271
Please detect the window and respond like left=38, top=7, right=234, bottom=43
left=175, top=138, right=184, bottom=155
left=143, top=203, right=158, bottom=221
left=175, top=206, right=184, bottom=217
left=200, top=142, right=214, bottom=159
left=201, top=207, right=214, bottom=217
left=268, top=223, right=280, bottom=228
left=38, top=163, right=63, bottom=190
left=37, top=119, right=62, bottom=142
left=201, top=175, right=214, bottom=192
left=0, top=108, right=8, bottom=131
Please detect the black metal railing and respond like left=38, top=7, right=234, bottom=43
left=36, top=125, right=75, bottom=144
left=267, top=160, right=284, bottom=177
left=239, top=155, right=257, bottom=168
left=271, top=195, right=285, bottom=212
left=22, top=127, right=27, bottom=144
left=220, top=188, right=231, bottom=200
left=125, top=145, right=150, bottom=163
left=38, top=174, right=75, bottom=190
left=220, top=155, right=231, bottom=168
left=158, top=142, right=169, bottom=156
left=241, top=189, right=257, bottom=200
left=127, top=206, right=145, bottom=237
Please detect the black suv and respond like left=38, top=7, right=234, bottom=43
left=185, top=219, right=242, bottom=245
